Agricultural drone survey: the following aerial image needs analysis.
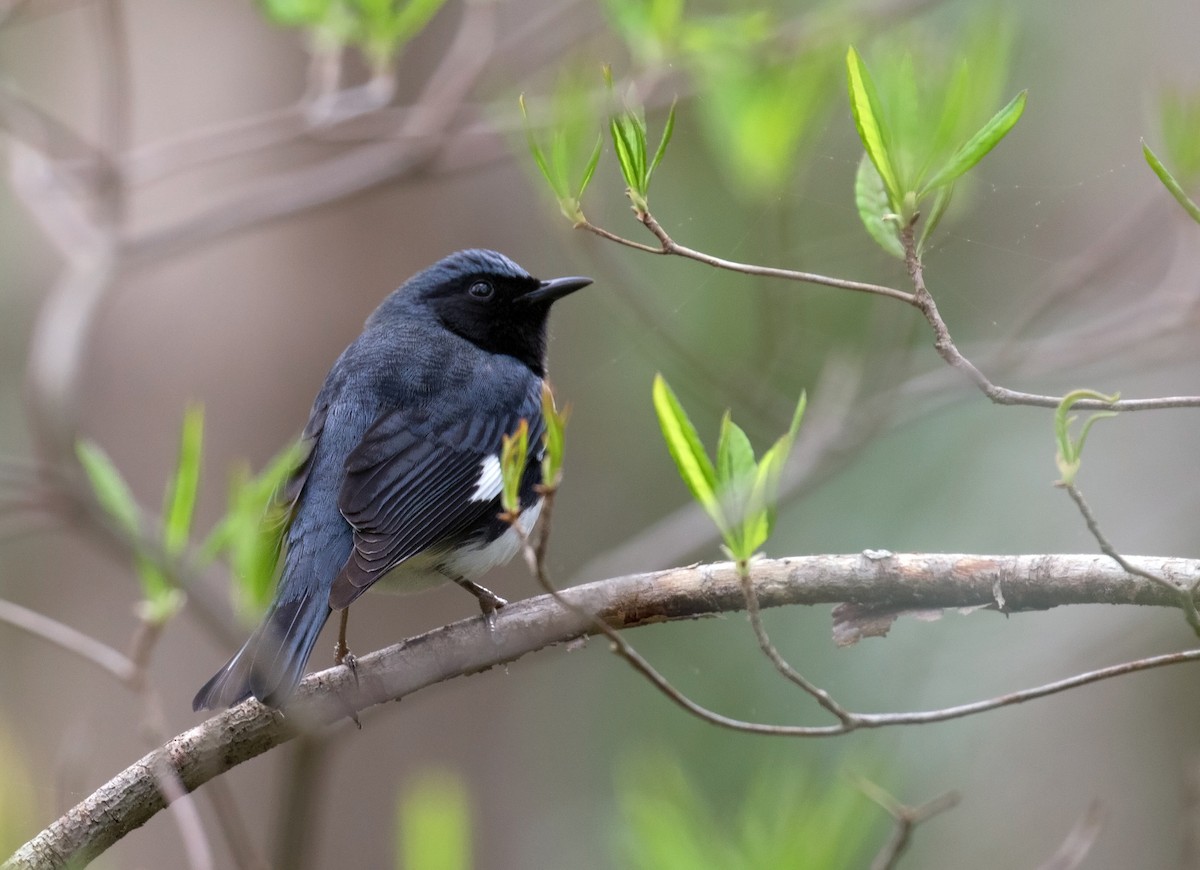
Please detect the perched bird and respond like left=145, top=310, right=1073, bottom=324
left=193, top=250, right=591, bottom=710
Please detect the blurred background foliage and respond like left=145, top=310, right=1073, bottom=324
left=2, top=0, right=1200, bottom=868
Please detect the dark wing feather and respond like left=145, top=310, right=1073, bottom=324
left=278, top=395, right=330, bottom=513
left=329, top=387, right=544, bottom=610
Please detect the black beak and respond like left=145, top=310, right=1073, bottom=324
left=520, top=275, right=593, bottom=305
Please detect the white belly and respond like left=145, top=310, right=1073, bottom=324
left=370, top=498, right=543, bottom=594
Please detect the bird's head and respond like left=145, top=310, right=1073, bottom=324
left=380, top=249, right=591, bottom=376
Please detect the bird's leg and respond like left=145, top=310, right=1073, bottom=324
left=333, top=607, right=357, bottom=677
left=332, top=607, right=361, bottom=727
left=452, top=577, right=507, bottom=631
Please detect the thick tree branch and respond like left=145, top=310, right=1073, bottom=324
left=7, top=552, right=1200, bottom=869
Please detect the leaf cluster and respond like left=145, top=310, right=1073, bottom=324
left=846, top=25, right=1026, bottom=256
left=652, top=375, right=805, bottom=563
left=617, top=754, right=875, bottom=870
left=76, top=406, right=307, bottom=626
left=257, top=0, right=448, bottom=71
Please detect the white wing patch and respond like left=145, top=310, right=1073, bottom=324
left=470, top=454, right=504, bottom=503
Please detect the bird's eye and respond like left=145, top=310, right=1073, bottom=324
left=469, top=281, right=494, bottom=300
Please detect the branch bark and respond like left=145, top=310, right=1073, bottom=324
left=6, top=552, right=1200, bottom=869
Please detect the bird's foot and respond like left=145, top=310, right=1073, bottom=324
left=452, top=577, right=507, bottom=630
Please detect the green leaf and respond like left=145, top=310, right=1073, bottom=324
left=917, top=183, right=954, bottom=253
left=920, top=90, right=1026, bottom=194
left=162, top=404, right=204, bottom=558
left=715, top=413, right=756, bottom=491
left=854, top=153, right=904, bottom=258
left=258, top=0, right=334, bottom=27
left=202, top=439, right=308, bottom=621
left=75, top=441, right=141, bottom=537
left=499, top=419, right=530, bottom=517
left=1053, top=389, right=1119, bottom=486
left=647, top=99, right=677, bottom=183
left=846, top=46, right=901, bottom=211
left=741, top=391, right=806, bottom=557
left=519, top=94, right=565, bottom=199
left=1143, top=140, right=1200, bottom=225
left=396, top=770, right=472, bottom=870
left=577, top=133, right=604, bottom=203
left=540, top=384, right=569, bottom=491
left=652, top=375, right=721, bottom=527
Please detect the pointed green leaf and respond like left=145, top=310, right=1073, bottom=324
left=610, top=116, right=640, bottom=190
left=716, top=413, right=757, bottom=489
left=921, top=90, right=1026, bottom=194
left=577, top=133, right=604, bottom=201
left=500, top=419, right=530, bottom=516
left=75, top=441, right=141, bottom=536
left=520, top=95, right=566, bottom=199
left=652, top=375, right=721, bottom=525
left=846, top=46, right=901, bottom=210
left=917, top=183, right=954, bottom=253
left=854, top=153, right=904, bottom=258
left=162, top=404, right=204, bottom=558
left=1143, top=140, right=1200, bottom=224
left=647, top=99, right=677, bottom=183
left=541, top=384, right=569, bottom=490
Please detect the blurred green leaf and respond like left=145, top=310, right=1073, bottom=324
left=499, top=418, right=529, bottom=518
left=601, top=0, right=685, bottom=67
left=75, top=440, right=141, bottom=538
left=920, top=90, right=1026, bottom=194
left=1053, top=389, right=1119, bottom=487
left=76, top=437, right=186, bottom=625
left=854, top=153, right=904, bottom=258
left=396, top=769, right=472, bottom=870
left=202, top=440, right=308, bottom=621
left=162, top=403, right=204, bottom=559
left=351, top=0, right=449, bottom=69
left=618, top=754, right=878, bottom=870
left=1159, top=86, right=1200, bottom=184
left=686, top=26, right=835, bottom=201
left=258, top=0, right=336, bottom=27
left=1143, top=140, right=1200, bottom=225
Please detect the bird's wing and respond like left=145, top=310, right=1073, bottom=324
left=329, top=389, right=544, bottom=609
left=278, top=394, right=330, bottom=515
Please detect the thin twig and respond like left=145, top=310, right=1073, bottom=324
left=898, top=225, right=1200, bottom=411
left=1064, top=483, right=1200, bottom=636
left=736, top=560, right=853, bottom=725
left=577, top=217, right=917, bottom=303
left=0, top=598, right=138, bottom=683
left=582, top=211, right=1200, bottom=411
left=862, top=783, right=960, bottom=870
left=1035, top=801, right=1104, bottom=870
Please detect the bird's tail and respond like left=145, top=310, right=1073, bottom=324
left=192, top=589, right=329, bottom=711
